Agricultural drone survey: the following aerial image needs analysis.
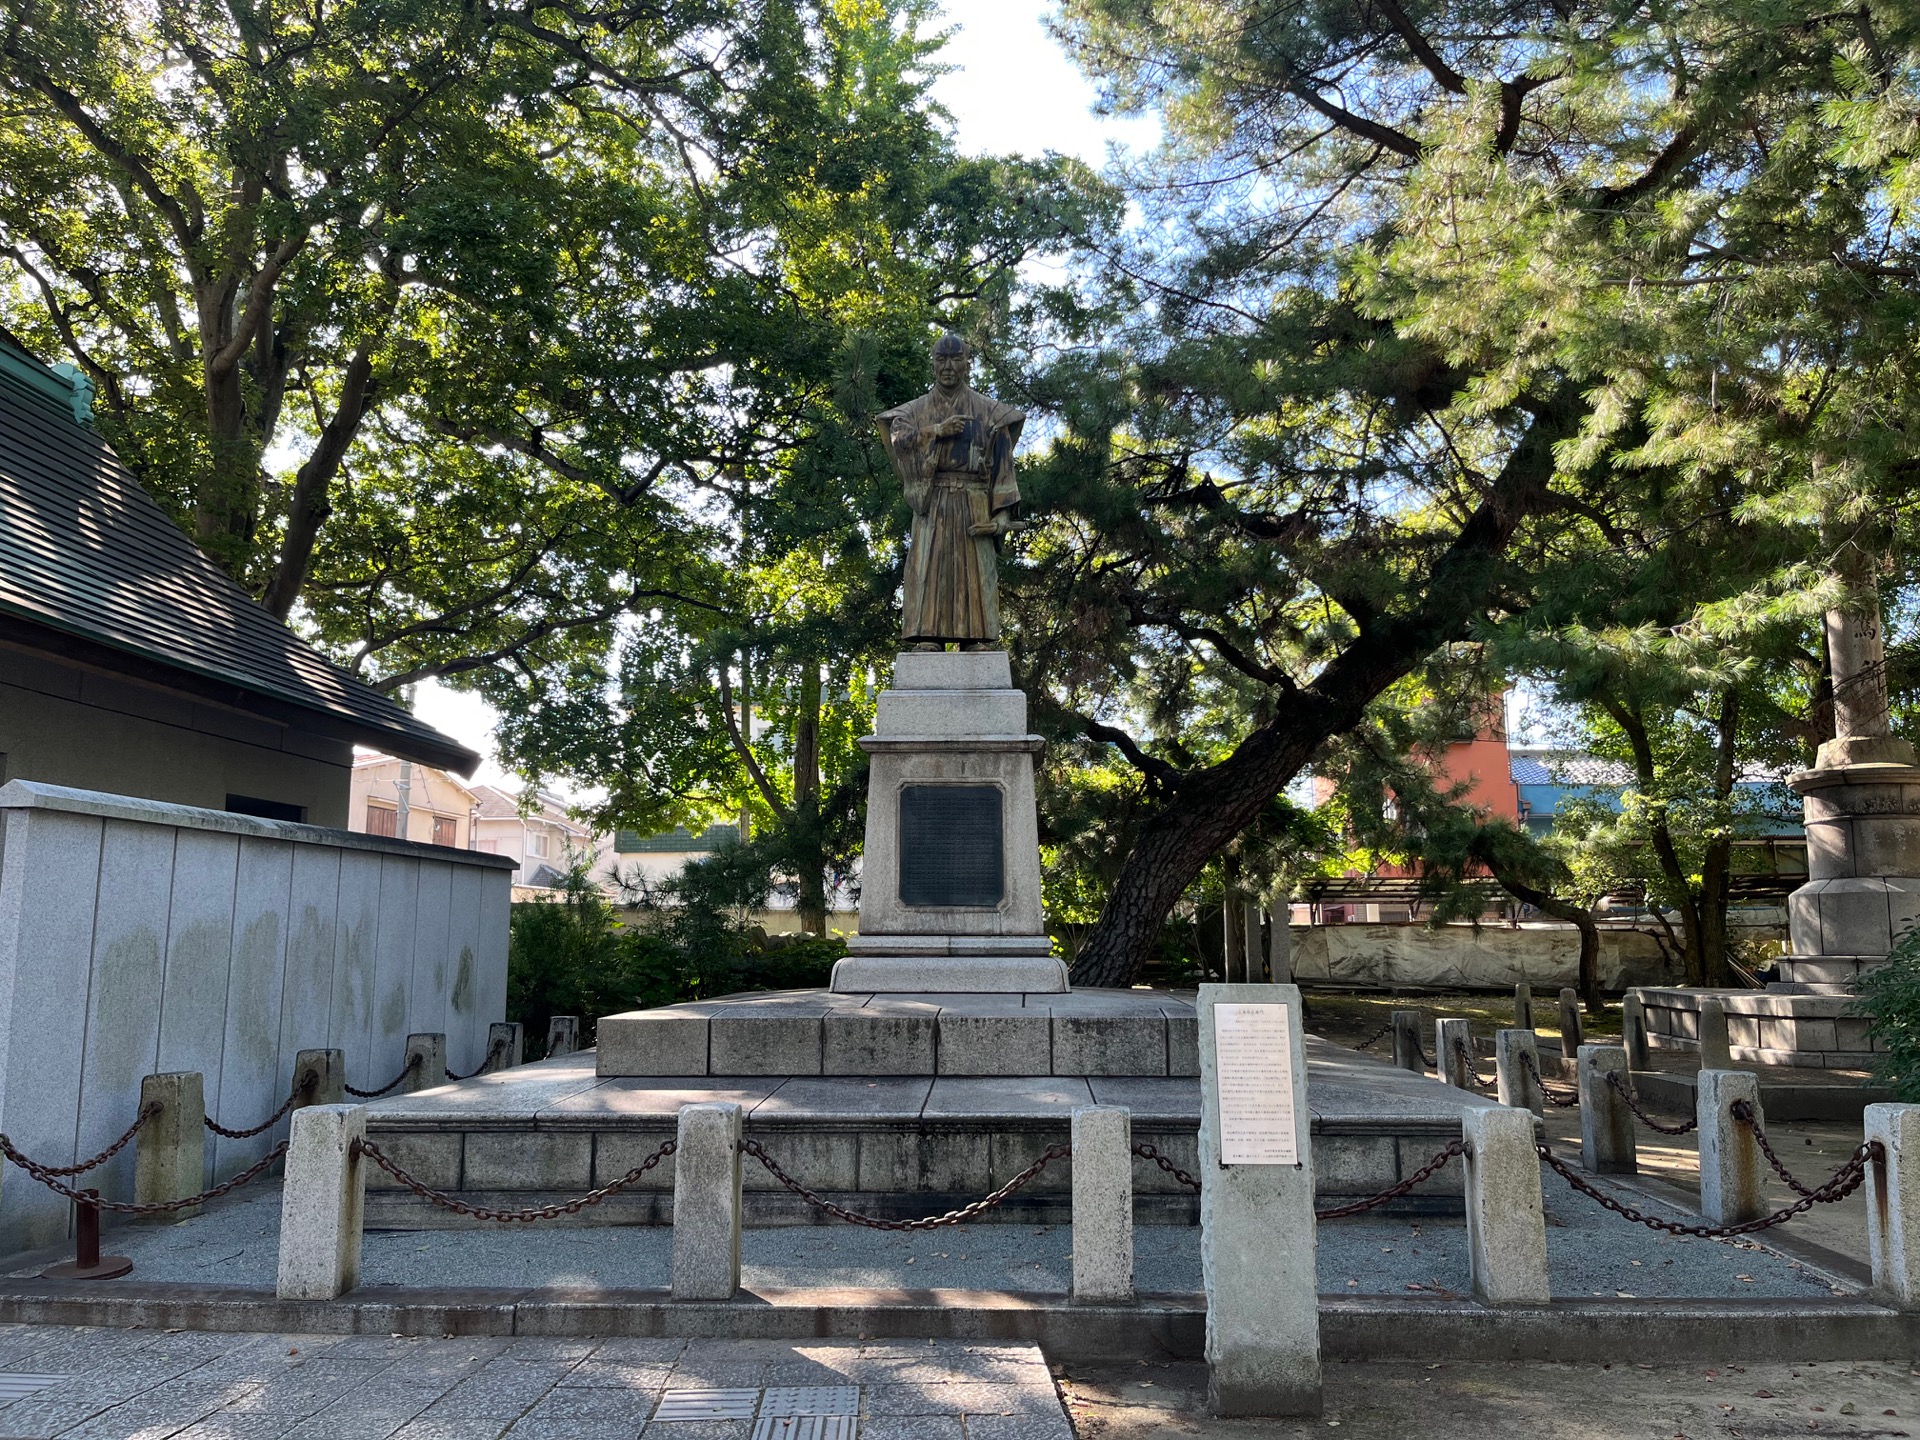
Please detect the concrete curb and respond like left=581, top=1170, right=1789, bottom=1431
left=0, top=1282, right=1910, bottom=1364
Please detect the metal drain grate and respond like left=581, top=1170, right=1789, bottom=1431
left=760, top=1386, right=859, bottom=1418
left=653, top=1387, right=761, bottom=1421
left=753, top=1418, right=857, bottom=1440
left=0, top=1375, right=65, bottom=1403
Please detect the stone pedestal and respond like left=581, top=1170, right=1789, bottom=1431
left=830, top=651, right=1067, bottom=994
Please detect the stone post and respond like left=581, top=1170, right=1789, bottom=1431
left=292, top=1049, right=345, bottom=1109
left=1197, top=983, right=1321, bottom=1417
left=403, top=1034, right=446, bottom=1093
left=671, top=1102, right=743, bottom=1301
left=1495, top=1029, right=1543, bottom=1116
left=1391, top=1010, right=1425, bottom=1073
left=275, top=1104, right=366, bottom=1301
left=485, top=1022, right=524, bottom=1073
left=1557, top=989, right=1582, bottom=1059
left=1436, top=1018, right=1473, bottom=1090
left=1698, top=1070, right=1766, bottom=1226
left=1864, top=1104, right=1920, bottom=1309
left=133, top=1072, right=205, bottom=1222
left=1697, top=997, right=1733, bottom=1070
left=1462, top=1106, right=1551, bottom=1305
left=1269, top=906, right=1293, bottom=985
left=1514, top=982, right=1534, bottom=1032
left=546, top=1016, right=580, bottom=1058
left=1622, top=993, right=1651, bottom=1071
left=1578, top=1045, right=1635, bottom=1175
left=1071, top=1105, right=1134, bottom=1304
left=1244, top=901, right=1266, bottom=983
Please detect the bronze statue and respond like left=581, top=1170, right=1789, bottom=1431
left=877, top=333, right=1026, bottom=650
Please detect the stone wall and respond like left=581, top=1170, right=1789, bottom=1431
left=0, top=781, right=515, bottom=1254
left=1288, top=922, right=1690, bottom=991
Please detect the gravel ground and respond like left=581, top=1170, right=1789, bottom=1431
left=12, top=1169, right=1849, bottom=1301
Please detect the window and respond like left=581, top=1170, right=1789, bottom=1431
left=528, top=831, right=548, bottom=857
left=432, top=815, right=458, bottom=847
left=227, top=794, right=306, bottom=823
left=364, top=803, right=397, bottom=836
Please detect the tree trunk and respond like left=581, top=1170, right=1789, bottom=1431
left=1067, top=390, right=1577, bottom=988
left=793, top=663, right=826, bottom=934
left=1494, top=873, right=1602, bottom=1013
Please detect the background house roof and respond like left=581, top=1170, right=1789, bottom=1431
left=0, top=341, right=478, bottom=774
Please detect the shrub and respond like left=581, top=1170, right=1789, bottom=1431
left=1858, top=925, right=1920, bottom=1101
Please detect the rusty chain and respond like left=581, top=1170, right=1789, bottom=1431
left=1604, top=1070, right=1698, bottom=1136
left=204, top=1069, right=318, bottom=1139
left=741, top=1136, right=1071, bottom=1231
left=29, top=1104, right=162, bottom=1177
left=444, top=1038, right=507, bottom=1084
left=1315, top=1139, right=1467, bottom=1219
left=1732, top=1099, right=1815, bottom=1198
left=1519, top=1050, right=1581, bottom=1108
left=0, top=1133, right=290, bottom=1214
left=345, top=1054, right=422, bottom=1099
left=1537, top=1137, right=1877, bottom=1238
left=1451, top=1038, right=1500, bottom=1095
left=1132, top=1141, right=1203, bottom=1193
left=354, top=1136, right=677, bottom=1222
left=1353, top=1019, right=1394, bottom=1051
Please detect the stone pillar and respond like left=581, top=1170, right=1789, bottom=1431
left=1698, top=1070, right=1766, bottom=1226
left=275, top=1104, right=366, bottom=1301
left=1622, top=993, right=1651, bottom=1071
left=1197, top=983, right=1321, bottom=1417
left=1391, top=1010, right=1425, bottom=1073
left=546, top=1016, right=580, bottom=1058
left=1495, top=1029, right=1543, bottom=1116
left=1269, top=908, right=1293, bottom=985
left=1864, top=1104, right=1920, bottom=1309
left=1578, top=1045, right=1635, bottom=1175
left=1436, top=1018, right=1473, bottom=1089
left=1514, top=982, right=1534, bottom=1033
left=133, top=1072, right=205, bottom=1222
left=486, top=1022, right=523, bottom=1073
left=403, top=1034, right=446, bottom=1093
left=1222, top=897, right=1244, bottom=984
left=292, top=1049, right=345, bottom=1109
left=1244, top=901, right=1266, bottom=984
left=1462, top=1106, right=1551, bottom=1305
left=1697, top=997, right=1733, bottom=1070
left=1071, top=1105, right=1134, bottom=1304
left=671, top=1103, right=742, bottom=1301
left=1557, top=989, right=1582, bottom=1059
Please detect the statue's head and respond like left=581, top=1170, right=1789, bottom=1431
left=931, top=331, right=970, bottom=391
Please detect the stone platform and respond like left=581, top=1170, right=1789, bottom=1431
left=1633, top=987, right=1882, bottom=1070
left=360, top=992, right=1506, bottom=1227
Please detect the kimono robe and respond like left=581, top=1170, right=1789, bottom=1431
left=877, top=384, right=1025, bottom=643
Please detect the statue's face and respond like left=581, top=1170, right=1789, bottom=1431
left=932, top=347, right=969, bottom=391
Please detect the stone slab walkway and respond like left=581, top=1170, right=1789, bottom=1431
left=0, top=1327, right=1071, bottom=1439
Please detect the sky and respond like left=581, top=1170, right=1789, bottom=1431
left=408, top=1, right=1154, bottom=787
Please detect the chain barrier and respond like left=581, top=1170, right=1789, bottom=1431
left=345, top=1054, right=422, bottom=1099
left=1451, top=1038, right=1500, bottom=1095
left=1132, top=1141, right=1203, bottom=1192
left=1353, top=1020, right=1394, bottom=1051
left=27, top=1104, right=162, bottom=1178
left=1519, top=1050, right=1581, bottom=1108
left=0, top=1133, right=290, bottom=1214
left=1316, top=1139, right=1467, bottom=1219
left=740, top=1136, right=1071, bottom=1230
left=353, top=1136, right=677, bottom=1221
left=1733, top=1099, right=1814, bottom=1199
left=444, top=1039, right=506, bottom=1084
left=1537, top=1137, right=1877, bottom=1238
left=1604, top=1070, right=1698, bottom=1136
left=204, top=1069, right=318, bottom=1139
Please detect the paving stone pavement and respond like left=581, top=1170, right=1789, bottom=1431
left=0, top=1328, right=1073, bottom=1440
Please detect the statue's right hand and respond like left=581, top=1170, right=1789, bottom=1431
left=937, top=416, right=968, bottom=438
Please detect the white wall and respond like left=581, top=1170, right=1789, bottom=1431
left=0, top=781, right=514, bottom=1254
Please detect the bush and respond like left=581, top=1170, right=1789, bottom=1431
left=1858, top=925, right=1920, bottom=1100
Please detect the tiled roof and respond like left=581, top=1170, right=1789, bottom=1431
left=1509, top=752, right=1633, bottom=787
left=0, top=343, right=477, bottom=773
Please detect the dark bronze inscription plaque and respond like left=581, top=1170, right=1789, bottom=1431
left=899, top=784, right=1003, bottom=908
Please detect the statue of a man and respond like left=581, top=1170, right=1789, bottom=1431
left=877, top=333, right=1026, bottom=651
